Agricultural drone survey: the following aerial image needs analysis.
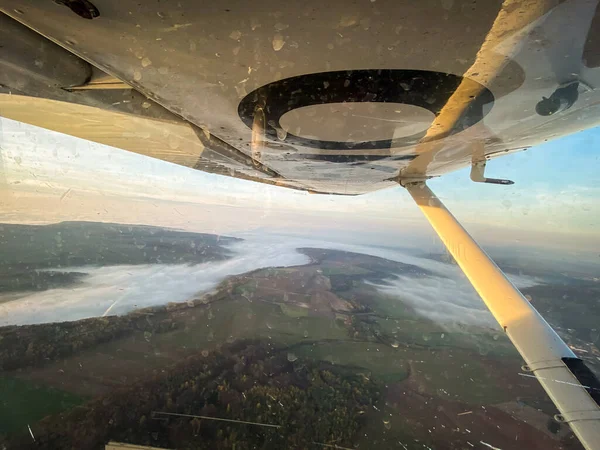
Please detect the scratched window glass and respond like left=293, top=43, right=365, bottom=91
left=1, top=1, right=600, bottom=450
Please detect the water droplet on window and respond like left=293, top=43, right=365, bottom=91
left=272, top=34, right=285, bottom=51
left=250, top=18, right=261, bottom=30
left=339, top=15, right=358, bottom=27
left=276, top=128, right=288, bottom=141
left=441, top=0, right=454, bottom=10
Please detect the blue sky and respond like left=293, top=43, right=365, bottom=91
left=434, top=128, right=600, bottom=192
left=426, top=129, right=600, bottom=237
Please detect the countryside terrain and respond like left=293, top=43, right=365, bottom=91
left=0, top=222, right=598, bottom=450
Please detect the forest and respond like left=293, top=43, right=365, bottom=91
left=2, top=341, right=382, bottom=450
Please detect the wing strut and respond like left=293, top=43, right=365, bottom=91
left=404, top=181, right=600, bottom=450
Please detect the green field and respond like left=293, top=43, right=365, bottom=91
left=292, top=341, right=410, bottom=383
left=0, top=376, right=85, bottom=434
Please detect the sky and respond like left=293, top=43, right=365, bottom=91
left=0, top=116, right=599, bottom=258
left=0, top=116, right=599, bottom=326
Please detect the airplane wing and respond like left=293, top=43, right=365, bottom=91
left=2, top=0, right=600, bottom=195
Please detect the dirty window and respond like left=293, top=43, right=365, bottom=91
left=1, top=1, right=600, bottom=449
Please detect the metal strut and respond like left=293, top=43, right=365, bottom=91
left=405, top=182, right=600, bottom=450
left=470, top=160, right=514, bottom=185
